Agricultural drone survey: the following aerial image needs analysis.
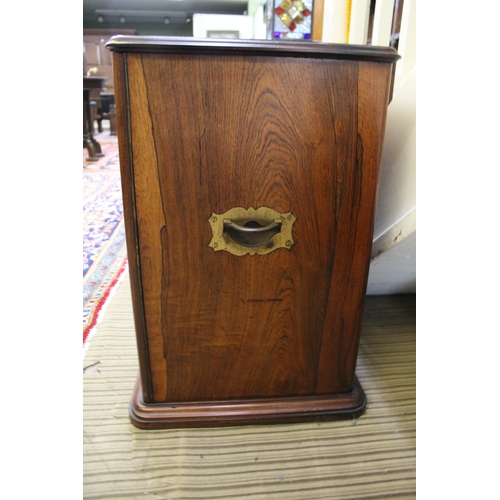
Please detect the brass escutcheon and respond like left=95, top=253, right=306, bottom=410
left=208, top=206, right=296, bottom=256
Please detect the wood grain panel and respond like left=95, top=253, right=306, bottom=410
left=127, top=55, right=170, bottom=401
left=122, top=52, right=392, bottom=403
left=112, top=53, right=154, bottom=401
left=316, top=60, right=393, bottom=393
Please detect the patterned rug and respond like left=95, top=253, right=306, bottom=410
left=83, top=133, right=128, bottom=351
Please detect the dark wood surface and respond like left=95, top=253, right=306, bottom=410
left=83, top=76, right=107, bottom=161
left=94, top=92, right=117, bottom=135
left=106, top=35, right=400, bottom=63
left=129, top=373, right=366, bottom=429
left=111, top=39, right=395, bottom=427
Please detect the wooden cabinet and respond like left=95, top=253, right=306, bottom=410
left=107, top=36, right=399, bottom=429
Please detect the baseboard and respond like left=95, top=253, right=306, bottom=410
left=371, top=207, right=416, bottom=259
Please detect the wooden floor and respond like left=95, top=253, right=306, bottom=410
left=83, top=272, right=416, bottom=499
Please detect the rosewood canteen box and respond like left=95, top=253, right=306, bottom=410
left=106, top=36, right=400, bottom=429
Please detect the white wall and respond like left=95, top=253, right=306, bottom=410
left=367, top=0, right=416, bottom=294
left=372, top=67, right=416, bottom=248
left=192, top=13, right=254, bottom=39
left=321, top=0, right=416, bottom=295
left=367, top=230, right=416, bottom=294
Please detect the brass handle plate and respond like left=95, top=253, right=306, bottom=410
left=208, top=207, right=296, bottom=256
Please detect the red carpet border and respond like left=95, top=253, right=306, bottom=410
left=83, top=134, right=128, bottom=351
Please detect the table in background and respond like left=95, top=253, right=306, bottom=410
left=83, top=76, right=107, bottom=161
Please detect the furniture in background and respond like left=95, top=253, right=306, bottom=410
left=83, top=76, right=107, bottom=161
left=95, top=92, right=117, bottom=135
left=107, top=36, right=399, bottom=429
left=83, top=29, right=136, bottom=140
left=84, top=29, right=137, bottom=94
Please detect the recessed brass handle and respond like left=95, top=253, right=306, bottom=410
left=208, top=207, right=296, bottom=256
left=223, top=219, right=282, bottom=247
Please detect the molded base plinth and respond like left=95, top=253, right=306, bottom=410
left=129, top=372, right=367, bottom=429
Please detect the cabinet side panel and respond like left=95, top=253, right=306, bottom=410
left=125, top=54, right=171, bottom=401
left=112, top=52, right=155, bottom=402
left=126, top=52, right=391, bottom=402
left=316, top=61, right=394, bottom=393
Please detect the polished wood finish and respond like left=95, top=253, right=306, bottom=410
left=108, top=37, right=399, bottom=428
left=107, top=35, right=399, bottom=62
left=129, top=374, right=366, bottom=429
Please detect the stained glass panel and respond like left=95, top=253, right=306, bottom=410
left=272, top=0, right=313, bottom=40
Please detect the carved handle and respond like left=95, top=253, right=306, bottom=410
left=223, top=219, right=282, bottom=248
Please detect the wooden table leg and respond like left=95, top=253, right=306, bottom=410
left=83, top=89, right=104, bottom=161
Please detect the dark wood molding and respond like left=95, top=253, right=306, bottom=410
left=106, top=35, right=400, bottom=63
left=130, top=373, right=367, bottom=429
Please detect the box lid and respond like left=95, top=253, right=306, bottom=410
left=105, top=36, right=400, bottom=63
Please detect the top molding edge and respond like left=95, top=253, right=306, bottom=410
left=105, top=36, right=401, bottom=63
